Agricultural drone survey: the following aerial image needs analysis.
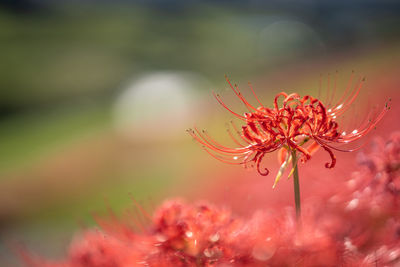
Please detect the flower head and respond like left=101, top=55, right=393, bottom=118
left=188, top=73, right=388, bottom=185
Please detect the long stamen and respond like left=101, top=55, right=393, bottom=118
left=334, top=70, right=355, bottom=110
left=334, top=76, right=364, bottom=116
left=225, top=75, right=259, bottom=112
left=191, top=128, right=249, bottom=154
left=248, top=81, right=264, bottom=108
left=213, top=92, right=247, bottom=120
left=201, top=146, right=251, bottom=165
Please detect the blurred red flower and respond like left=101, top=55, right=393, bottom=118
left=22, top=130, right=400, bottom=267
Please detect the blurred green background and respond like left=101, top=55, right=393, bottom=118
left=0, top=0, right=400, bottom=265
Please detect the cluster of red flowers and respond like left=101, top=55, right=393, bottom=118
left=312, top=131, right=400, bottom=266
left=23, top=132, right=400, bottom=266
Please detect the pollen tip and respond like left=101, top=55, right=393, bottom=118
left=351, top=70, right=355, bottom=73
left=362, top=77, right=366, bottom=81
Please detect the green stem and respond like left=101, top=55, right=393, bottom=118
left=291, top=150, right=301, bottom=220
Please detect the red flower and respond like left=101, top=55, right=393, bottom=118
left=188, top=73, right=388, bottom=183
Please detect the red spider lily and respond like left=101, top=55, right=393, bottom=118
left=188, top=73, right=388, bottom=185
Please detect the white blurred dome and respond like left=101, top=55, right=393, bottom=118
left=114, top=71, right=210, bottom=142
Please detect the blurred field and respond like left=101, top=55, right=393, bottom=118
left=0, top=1, right=399, bottom=266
